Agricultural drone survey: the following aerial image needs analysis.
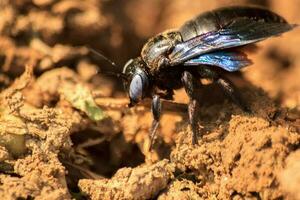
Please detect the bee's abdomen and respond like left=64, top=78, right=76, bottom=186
left=180, top=6, right=288, bottom=41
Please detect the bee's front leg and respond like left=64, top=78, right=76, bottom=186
left=181, top=71, right=202, bottom=145
left=149, top=95, right=161, bottom=150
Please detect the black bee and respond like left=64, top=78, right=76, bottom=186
left=97, top=6, right=297, bottom=149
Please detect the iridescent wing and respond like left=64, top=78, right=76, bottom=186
left=169, top=18, right=296, bottom=65
left=184, top=50, right=252, bottom=72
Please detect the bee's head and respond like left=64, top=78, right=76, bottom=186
left=87, top=48, right=150, bottom=106
left=123, top=57, right=150, bottom=107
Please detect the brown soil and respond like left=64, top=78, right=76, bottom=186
left=0, top=0, right=299, bottom=200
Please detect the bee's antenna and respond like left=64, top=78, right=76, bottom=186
left=87, top=47, right=119, bottom=68
left=87, top=47, right=129, bottom=81
left=104, top=71, right=129, bottom=81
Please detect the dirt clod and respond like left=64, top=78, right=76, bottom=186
left=79, top=159, right=175, bottom=200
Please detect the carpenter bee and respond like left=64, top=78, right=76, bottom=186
left=95, top=6, right=297, bottom=149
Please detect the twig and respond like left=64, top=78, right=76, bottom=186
left=94, top=97, right=187, bottom=114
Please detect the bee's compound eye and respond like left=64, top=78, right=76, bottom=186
left=129, top=74, right=144, bottom=104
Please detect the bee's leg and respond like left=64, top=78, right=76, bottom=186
left=181, top=71, right=201, bottom=145
left=215, top=76, right=251, bottom=112
left=155, top=89, right=174, bottom=100
left=200, top=67, right=251, bottom=112
left=164, top=89, right=174, bottom=100
left=149, top=95, right=161, bottom=150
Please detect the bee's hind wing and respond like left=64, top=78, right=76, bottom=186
left=183, top=50, right=252, bottom=72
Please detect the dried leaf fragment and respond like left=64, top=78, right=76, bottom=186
left=60, top=83, right=106, bottom=121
